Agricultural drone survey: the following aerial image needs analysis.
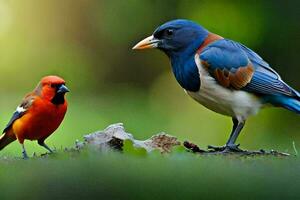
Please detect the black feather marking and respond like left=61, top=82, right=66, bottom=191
left=51, top=93, right=65, bottom=105
left=3, top=96, right=34, bottom=133
left=3, top=109, right=26, bottom=133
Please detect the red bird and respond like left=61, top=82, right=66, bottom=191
left=0, top=75, right=69, bottom=158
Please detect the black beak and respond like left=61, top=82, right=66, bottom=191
left=57, top=84, right=70, bottom=94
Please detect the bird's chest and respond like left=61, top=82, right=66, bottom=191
left=171, top=55, right=201, bottom=92
left=185, top=56, right=262, bottom=119
left=186, top=73, right=238, bottom=116
left=15, top=103, right=67, bottom=140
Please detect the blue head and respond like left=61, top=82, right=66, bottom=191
left=133, top=19, right=209, bottom=57
left=133, top=19, right=209, bottom=92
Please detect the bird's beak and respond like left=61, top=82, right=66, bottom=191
left=57, top=84, right=70, bottom=94
left=132, top=35, right=160, bottom=50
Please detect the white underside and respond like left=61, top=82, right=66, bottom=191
left=186, top=55, right=263, bottom=121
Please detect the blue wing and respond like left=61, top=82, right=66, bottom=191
left=199, top=39, right=300, bottom=99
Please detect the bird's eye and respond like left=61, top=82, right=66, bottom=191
left=50, top=84, right=56, bottom=88
left=165, top=29, right=174, bottom=37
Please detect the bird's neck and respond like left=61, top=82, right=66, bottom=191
left=169, top=36, right=207, bottom=92
left=168, top=33, right=223, bottom=92
left=51, top=93, right=66, bottom=105
left=196, top=33, right=223, bottom=53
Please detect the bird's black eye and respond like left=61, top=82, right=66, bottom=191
left=50, top=84, right=57, bottom=88
left=164, top=29, right=174, bottom=37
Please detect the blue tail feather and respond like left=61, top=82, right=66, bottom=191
left=266, top=95, right=300, bottom=114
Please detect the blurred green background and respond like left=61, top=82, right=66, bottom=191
left=0, top=0, right=299, bottom=156
left=0, top=1, right=300, bottom=199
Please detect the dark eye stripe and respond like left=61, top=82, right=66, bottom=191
left=154, top=28, right=174, bottom=39
left=50, top=83, right=64, bottom=89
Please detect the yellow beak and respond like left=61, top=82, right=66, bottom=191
left=132, top=35, right=160, bottom=50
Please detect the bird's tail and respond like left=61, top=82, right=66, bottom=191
left=267, top=95, right=300, bottom=114
left=0, top=130, right=16, bottom=150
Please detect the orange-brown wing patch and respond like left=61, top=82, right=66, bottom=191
left=213, top=64, right=254, bottom=89
left=197, top=33, right=223, bottom=54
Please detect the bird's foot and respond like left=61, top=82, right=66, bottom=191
left=22, top=151, right=29, bottom=160
left=41, top=149, right=56, bottom=157
left=207, top=145, right=226, bottom=152
left=184, top=140, right=290, bottom=156
left=47, top=148, right=54, bottom=153
left=40, top=142, right=55, bottom=154
left=208, top=144, right=245, bottom=153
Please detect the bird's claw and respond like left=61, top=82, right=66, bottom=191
left=224, top=144, right=244, bottom=152
left=207, top=145, right=226, bottom=151
left=48, top=148, right=54, bottom=153
left=208, top=144, right=244, bottom=153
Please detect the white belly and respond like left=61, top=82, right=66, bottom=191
left=186, top=55, right=263, bottom=121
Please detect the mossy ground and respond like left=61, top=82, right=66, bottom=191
left=0, top=148, right=299, bottom=200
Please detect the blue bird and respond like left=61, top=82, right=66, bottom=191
left=133, top=19, right=300, bottom=152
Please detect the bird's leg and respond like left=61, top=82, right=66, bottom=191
left=224, top=119, right=245, bottom=152
left=21, top=143, right=29, bottom=159
left=38, top=140, right=53, bottom=153
left=208, top=118, right=245, bottom=152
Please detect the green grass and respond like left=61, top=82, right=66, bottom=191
left=0, top=151, right=299, bottom=200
